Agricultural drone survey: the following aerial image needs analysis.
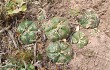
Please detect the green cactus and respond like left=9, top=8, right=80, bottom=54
left=44, top=17, right=71, bottom=41
left=6, top=0, right=27, bottom=15
left=71, top=31, right=88, bottom=48
left=78, top=9, right=100, bottom=29
left=46, top=41, right=73, bottom=63
left=17, top=20, right=37, bottom=44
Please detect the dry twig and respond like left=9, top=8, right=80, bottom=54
left=34, top=43, right=37, bottom=63
left=0, top=26, right=11, bottom=34
left=8, top=30, right=17, bottom=48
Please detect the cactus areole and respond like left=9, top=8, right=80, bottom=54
left=44, top=17, right=71, bottom=41
left=17, top=20, right=37, bottom=44
left=46, top=41, right=73, bottom=64
left=78, top=9, right=100, bottom=29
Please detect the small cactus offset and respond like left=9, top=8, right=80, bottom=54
left=17, top=20, right=38, bottom=44
left=46, top=41, right=73, bottom=64
left=71, top=31, right=88, bottom=48
left=6, top=0, right=27, bottom=15
left=44, top=17, right=71, bottom=41
left=78, top=9, right=100, bottom=29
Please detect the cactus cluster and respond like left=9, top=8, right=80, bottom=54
left=43, top=17, right=73, bottom=63
left=17, top=10, right=99, bottom=63
left=17, top=20, right=37, bottom=44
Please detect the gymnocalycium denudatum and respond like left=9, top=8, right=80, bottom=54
left=46, top=41, right=73, bottom=64
left=43, top=17, right=71, bottom=41
left=17, top=20, right=37, bottom=44
left=71, top=31, right=88, bottom=48
left=78, top=9, right=100, bottom=29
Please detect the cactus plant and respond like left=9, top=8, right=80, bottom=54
left=44, top=17, right=71, bottom=41
left=78, top=9, right=100, bottom=29
left=46, top=41, right=73, bottom=63
left=17, top=20, right=37, bottom=44
left=71, top=31, right=88, bottom=48
left=6, top=0, right=27, bottom=15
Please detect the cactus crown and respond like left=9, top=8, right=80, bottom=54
left=78, top=9, right=100, bottom=29
left=46, top=41, right=73, bottom=63
left=71, top=31, right=88, bottom=48
left=44, top=17, right=71, bottom=41
left=17, top=20, right=37, bottom=44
